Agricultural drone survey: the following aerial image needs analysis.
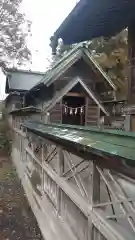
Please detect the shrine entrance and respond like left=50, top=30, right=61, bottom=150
left=62, top=94, right=85, bottom=125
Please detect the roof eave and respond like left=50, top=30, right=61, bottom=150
left=78, top=78, right=109, bottom=116
left=3, top=67, right=45, bottom=76
left=44, top=76, right=109, bottom=116
left=83, top=48, right=117, bottom=91
left=45, top=48, right=83, bottom=87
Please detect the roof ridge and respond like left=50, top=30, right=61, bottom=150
left=28, top=42, right=116, bottom=93
left=28, top=43, right=87, bottom=92
left=82, top=48, right=117, bottom=91
left=38, top=43, right=84, bottom=85
left=51, top=42, right=84, bottom=69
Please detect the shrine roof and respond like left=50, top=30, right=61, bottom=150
left=52, top=0, right=135, bottom=44
left=23, top=121, right=135, bottom=178
left=29, top=43, right=116, bottom=93
left=9, top=106, right=41, bottom=116
left=4, top=68, right=44, bottom=94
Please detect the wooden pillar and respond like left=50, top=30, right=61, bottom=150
left=124, top=24, right=135, bottom=131
left=91, top=162, right=100, bottom=204
left=97, top=106, right=101, bottom=128
left=124, top=115, right=131, bottom=131
left=57, top=147, right=64, bottom=214
left=88, top=161, right=102, bottom=240
left=57, top=148, right=64, bottom=176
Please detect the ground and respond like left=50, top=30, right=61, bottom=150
left=0, top=156, right=44, bottom=240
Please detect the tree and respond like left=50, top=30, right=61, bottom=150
left=0, top=0, right=31, bottom=67
left=87, top=29, right=128, bottom=91
left=55, top=30, right=128, bottom=95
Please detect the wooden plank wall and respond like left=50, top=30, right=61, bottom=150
left=85, top=98, right=98, bottom=126
left=54, top=79, right=69, bottom=92
left=50, top=101, right=62, bottom=123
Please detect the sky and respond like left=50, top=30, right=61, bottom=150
left=22, top=0, right=77, bottom=71
left=0, top=0, right=77, bottom=99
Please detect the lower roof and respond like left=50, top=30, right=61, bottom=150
left=4, top=68, right=44, bottom=93
left=52, top=0, right=135, bottom=44
left=9, top=106, right=41, bottom=116
left=23, top=121, right=135, bottom=163
left=29, top=44, right=116, bottom=93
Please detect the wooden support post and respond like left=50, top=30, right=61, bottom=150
left=88, top=161, right=102, bottom=240
left=97, top=106, right=101, bottom=128
left=124, top=115, right=131, bottom=131
left=57, top=147, right=64, bottom=176
left=57, top=147, right=64, bottom=214
left=91, top=161, right=100, bottom=204
left=41, top=143, right=44, bottom=194
left=124, top=105, right=135, bottom=131
left=20, top=136, right=23, bottom=162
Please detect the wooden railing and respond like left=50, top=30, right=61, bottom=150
left=11, top=120, right=135, bottom=240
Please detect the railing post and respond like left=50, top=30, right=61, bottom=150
left=57, top=147, right=64, bottom=214
left=88, top=161, right=102, bottom=240
left=41, top=143, right=44, bottom=194
left=124, top=115, right=131, bottom=131
left=57, top=147, right=64, bottom=176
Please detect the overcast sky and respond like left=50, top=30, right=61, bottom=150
left=0, top=0, right=76, bottom=99
left=22, top=0, right=76, bottom=71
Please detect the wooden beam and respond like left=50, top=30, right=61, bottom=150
left=65, top=92, right=85, bottom=97
left=25, top=146, right=131, bottom=240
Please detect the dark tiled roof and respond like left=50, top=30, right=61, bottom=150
left=52, top=0, right=135, bottom=44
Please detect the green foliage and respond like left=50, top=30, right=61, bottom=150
left=0, top=117, right=11, bottom=154
left=0, top=0, right=31, bottom=67
left=56, top=30, right=128, bottom=93
left=87, top=29, right=128, bottom=91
